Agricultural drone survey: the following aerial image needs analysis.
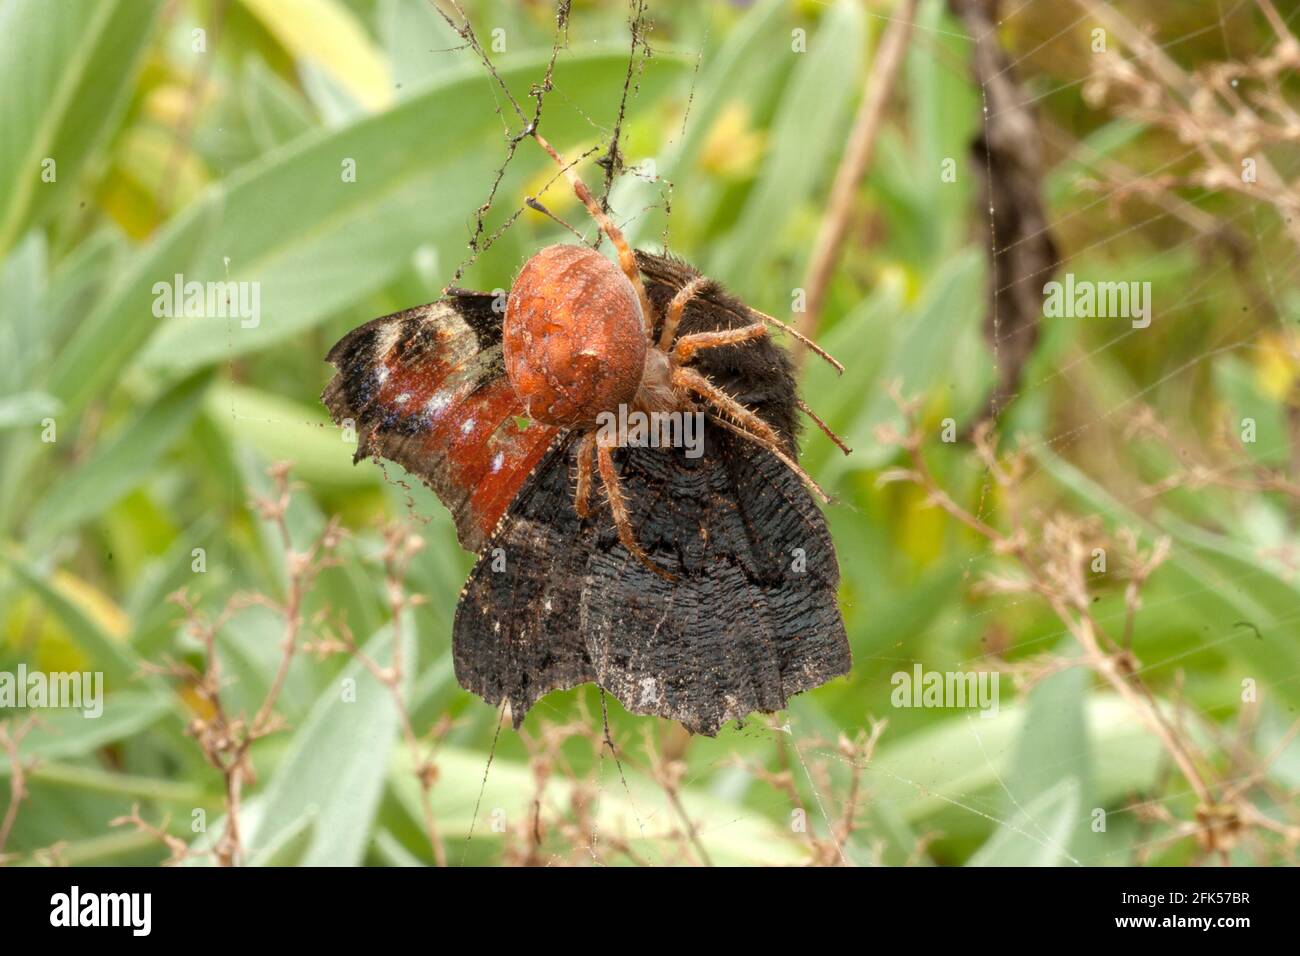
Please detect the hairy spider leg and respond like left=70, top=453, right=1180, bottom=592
left=596, top=433, right=677, bottom=582
left=796, top=396, right=852, bottom=455
left=574, top=430, right=596, bottom=518
left=665, top=295, right=853, bottom=459
left=712, top=416, right=831, bottom=504
left=672, top=366, right=829, bottom=504
left=749, top=308, right=845, bottom=375
left=531, top=131, right=655, bottom=336
left=658, top=275, right=710, bottom=350
left=672, top=323, right=769, bottom=365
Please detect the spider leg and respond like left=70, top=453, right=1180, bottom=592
left=796, top=397, right=852, bottom=456
left=674, top=326, right=851, bottom=458
left=748, top=307, right=845, bottom=375
left=531, top=131, right=655, bottom=335
left=658, top=276, right=710, bottom=349
left=711, top=417, right=830, bottom=504
left=672, top=322, right=768, bottom=365
left=671, top=365, right=784, bottom=450
left=574, top=430, right=596, bottom=518
left=672, top=366, right=830, bottom=503
left=595, top=435, right=677, bottom=581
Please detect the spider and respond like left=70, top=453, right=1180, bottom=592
left=496, top=129, right=846, bottom=581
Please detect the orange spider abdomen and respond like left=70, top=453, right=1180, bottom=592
left=503, top=244, right=647, bottom=428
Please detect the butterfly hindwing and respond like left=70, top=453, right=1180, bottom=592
left=453, top=428, right=849, bottom=735
left=452, top=252, right=849, bottom=735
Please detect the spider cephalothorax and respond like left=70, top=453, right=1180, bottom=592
left=496, top=133, right=839, bottom=579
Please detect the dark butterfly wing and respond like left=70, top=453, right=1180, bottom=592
left=452, top=252, right=849, bottom=735
left=636, top=251, right=801, bottom=447
left=321, top=293, right=560, bottom=552
left=454, top=429, right=848, bottom=735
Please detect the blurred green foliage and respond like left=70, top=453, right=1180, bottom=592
left=1, top=0, right=1298, bottom=866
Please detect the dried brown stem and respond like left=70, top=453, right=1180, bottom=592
left=794, top=0, right=918, bottom=369
left=873, top=386, right=1300, bottom=858
left=164, top=463, right=345, bottom=866
left=0, top=717, right=37, bottom=864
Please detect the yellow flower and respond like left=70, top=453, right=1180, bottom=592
left=1254, top=330, right=1300, bottom=400
left=698, top=101, right=765, bottom=180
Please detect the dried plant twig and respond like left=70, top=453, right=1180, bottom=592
left=0, top=717, right=37, bottom=864
left=794, top=0, right=918, bottom=369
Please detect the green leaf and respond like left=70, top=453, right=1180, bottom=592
left=41, top=227, right=123, bottom=367
left=1257, top=704, right=1300, bottom=789
left=0, top=0, right=163, bottom=252
left=966, top=777, right=1083, bottom=867
left=709, top=0, right=865, bottom=285
left=3, top=554, right=146, bottom=687
left=0, top=390, right=59, bottom=429
left=28, top=371, right=211, bottom=540
left=869, top=695, right=1162, bottom=829
left=240, top=59, right=315, bottom=153
left=835, top=248, right=985, bottom=473
left=372, top=827, right=425, bottom=867
left=902, top=0, right=977, bottom=257
left=1046, top=119, right=1146, bottom=206
left=1035, top=446, right=1300, bottom=710
left=1001, top=657, right=1096, bottom=863
left=1214, top=356, right=1290, bottom=466
left=239, top=0, right=392, bottom=113
left=0, top=232, right=47, bottom=393
left=245, top=622, right=411, bottom=866
left=799, top=273, right=907, bottom=476
left=207, top=382, right=375, bottom=488
left=391, top=745, right=806, bottom=867
left=9, top=762, right=214, bottom=805
left=618, top=0, right=790, bottom=247
left=47, top=198, right=222, bottom=417
left=131, top=49, right=688, bottom=378
left=1008, top=659, right=1090, bottom=801
left=15, top=829, right=160, bottom=866
left=14, top=691, right=171, bottom=761
left=124, top=514, right=222, bottom=653
left=248, top=810, right=316, bottom=866
left=379, top=0, right=462, bottom=93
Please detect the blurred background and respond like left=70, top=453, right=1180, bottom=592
left=1, top=0, right=1298, bottom=867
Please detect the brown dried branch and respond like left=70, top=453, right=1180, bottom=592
left=794, top=0, right=918, bottom=369
left=0, top=716, right=37, bottom=865
left=876, top=385, right=1300, bottom=862
left=308, top=521, right=450, bottom=866
left=951, top=0, right=1060, bottom=421
left=643, top=726, right=713, bottom=867
left=109, top=804, right=194, bottom=867
left=1077, top=0, right=1300, bottom=250
left=162, top=463, right=345, bottom=866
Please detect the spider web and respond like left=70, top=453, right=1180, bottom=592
left=825, top=0, right=1300, bottom=867
left=422, top=0, right=677, bottom=864
left=616, top=0, right=1300, bottom=868
left=431, top=0, right=1300, bottom=868
left=191, top=0, right=1300, bottom=867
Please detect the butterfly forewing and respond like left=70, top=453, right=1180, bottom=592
left=322, top=294, right=558, bottom=551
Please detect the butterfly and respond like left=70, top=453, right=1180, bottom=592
left=323, top=136, right=850, bottom=736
